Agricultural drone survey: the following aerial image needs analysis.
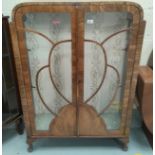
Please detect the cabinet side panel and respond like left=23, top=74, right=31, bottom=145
left=9, top=22, right=32, bottom=137
left=125, top=21, right=146, bottom=135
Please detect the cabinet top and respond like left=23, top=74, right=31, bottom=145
left=11, top=1, right=143, bottom=21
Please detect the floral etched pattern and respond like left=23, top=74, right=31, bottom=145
left=23, top=12, right=132, bottom=130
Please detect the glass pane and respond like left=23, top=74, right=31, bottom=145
left=84, top=12, right=132, bottom=130
left=23, top=13, right=72, bottom=131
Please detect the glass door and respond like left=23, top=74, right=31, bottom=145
left=14, top=5, right=77, bottom=136
left=23, top=12, right=73, bottom=131
left=78, top=9, right=133, bottom=136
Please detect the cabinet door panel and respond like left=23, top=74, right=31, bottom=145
left=82, top=11, right=133, bottom=135
left=13, top=8, right=78, bottom=136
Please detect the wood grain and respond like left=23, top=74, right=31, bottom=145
left=49, top=104, right=107, bottom=136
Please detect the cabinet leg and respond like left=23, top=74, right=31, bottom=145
left=27, top=137, right=34, bottom=152
left=28, top=144, right=33, bottom=152
left=115, top=138, right=129, bottom=151
left=122, top=142, right=128, bottom=151
left=16, top=118, right=24, bottom=135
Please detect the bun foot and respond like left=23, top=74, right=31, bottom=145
left=28, top=144, right=33, bottom=152
left=122, top=143, right=128, bottom=151
left=27, top=137, right=34, bottom=152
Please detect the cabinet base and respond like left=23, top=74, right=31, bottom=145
left=26, top=137, right=129, bottom=152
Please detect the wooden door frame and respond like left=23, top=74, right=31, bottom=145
left=11, top=3, right=78, bottom=137
left=76, top=2, right=145, bottom=137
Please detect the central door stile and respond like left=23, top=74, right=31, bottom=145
left=77, top=6, right=85, bottom=104
left=76, top=6, right=85, bottom=136
left=72, top=5, right=79, bottom=136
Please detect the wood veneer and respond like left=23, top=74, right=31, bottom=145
left=10, top=2, right=145, bottom=152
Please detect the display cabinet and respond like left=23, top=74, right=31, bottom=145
left=10, top=2, right=145, bottom=151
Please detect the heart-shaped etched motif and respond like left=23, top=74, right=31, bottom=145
left=83, top=40, right=107, bottom=104
left=36, top=39, right=108, bottom=115
left=36, top=40, right=72, bottom=116
left=48, top=40, right=72, bottom=104
left=21, top=27, right=129, bottom=116
left=83, top=40, right=121, bottom=115
left=36, top=39, right=118, bottom=116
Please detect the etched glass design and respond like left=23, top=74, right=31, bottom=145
left=23, top=13, right=72, bottom=130
left=84, top=12, right=132, bottom=130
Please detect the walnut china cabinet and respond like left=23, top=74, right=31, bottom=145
left=10, top=2, right=145, bottom=152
